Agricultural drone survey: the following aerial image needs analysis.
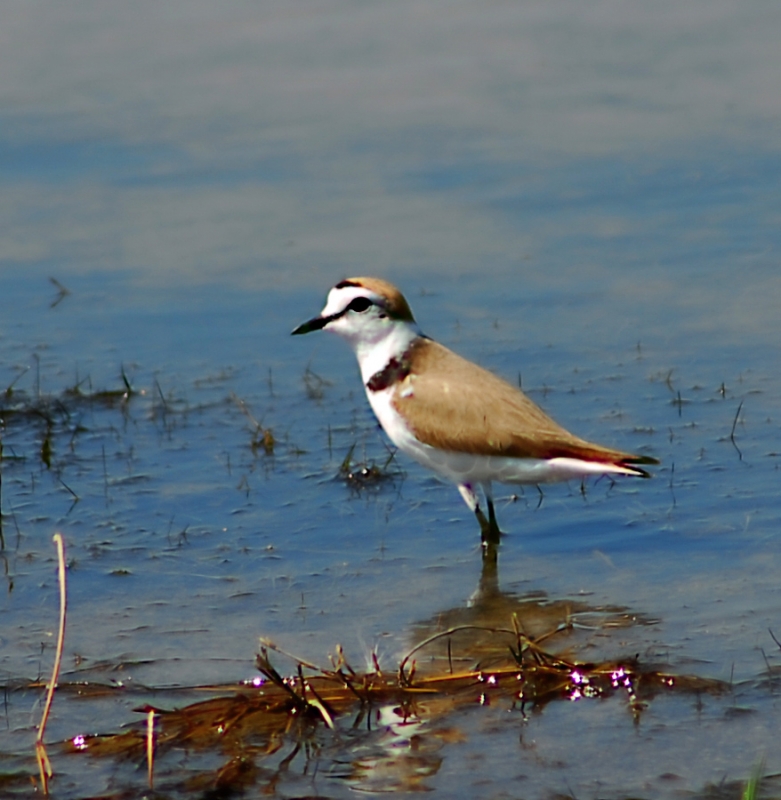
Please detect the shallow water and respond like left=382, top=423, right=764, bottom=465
left=2, top=1, right=781, bottom=797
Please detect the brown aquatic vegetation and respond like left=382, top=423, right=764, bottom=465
left=338, top=442, right=403, bottom=491
left=55, top=622, right=726, bottom=796
left=232, top=394, right=276, bottom=455
left=0, top=369, right=137, bottom=473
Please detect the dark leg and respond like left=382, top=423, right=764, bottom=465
left=481, top=482, right=502, bottom=549
left=474, top=505, right=501, bottom=552
left=462, top=483, right=501, bottom=599
left=486, top=496, right=501, bottom=540
left=459, top=483, right=502, bottom=553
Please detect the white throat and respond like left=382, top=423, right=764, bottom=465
left=351, top=321, right=420, bottom=386
left=316, top=282, right=422, bottom=387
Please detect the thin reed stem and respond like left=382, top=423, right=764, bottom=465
left=36, top=533, right=67, bottom=745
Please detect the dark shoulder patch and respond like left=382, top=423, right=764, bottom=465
left=367, top=354, right=412, bottom=392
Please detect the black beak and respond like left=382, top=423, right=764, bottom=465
left=291, top=315, right=330, bottom=335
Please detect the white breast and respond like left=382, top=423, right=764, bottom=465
left=365, top=384, right=424, bottom=459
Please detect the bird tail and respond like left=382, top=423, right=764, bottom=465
left=617, top=454, right=659, bottom=479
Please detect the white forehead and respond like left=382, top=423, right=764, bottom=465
left=320, top=283, right=384, bottom=317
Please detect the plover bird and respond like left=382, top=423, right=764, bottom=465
left=293, top=277, right=657, bottom=547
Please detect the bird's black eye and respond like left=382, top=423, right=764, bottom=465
left=347, top=297, right=373, bottom=313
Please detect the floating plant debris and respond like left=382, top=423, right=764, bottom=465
left=52, top=623, right=726, bottom=797
left=338, top=442, right=403, bottom=490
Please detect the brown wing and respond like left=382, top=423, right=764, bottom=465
left=393, top=339, right=652, bottom=469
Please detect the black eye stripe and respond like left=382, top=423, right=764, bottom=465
left=347, top=297, right=373, bottom=313
left=317, top=296, right=375, bottom=328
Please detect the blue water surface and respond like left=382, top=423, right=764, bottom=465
left=1, top=1, right=781, bottom=797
